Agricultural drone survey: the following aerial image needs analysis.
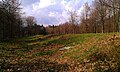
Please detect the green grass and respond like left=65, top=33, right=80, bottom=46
left=0, top=33, right=120, bottom=71
left=33, top=50, right=57, bottom=57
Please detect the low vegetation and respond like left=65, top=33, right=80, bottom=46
left=0, top=33, right=120, bottom=71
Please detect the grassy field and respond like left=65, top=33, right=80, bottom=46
left=0, top=33, right=120, bottom=72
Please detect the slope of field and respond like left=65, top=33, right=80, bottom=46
left=0, top=33, right=120, bottom=72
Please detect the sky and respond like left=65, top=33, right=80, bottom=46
left=21, top=0, right=93, bottom=26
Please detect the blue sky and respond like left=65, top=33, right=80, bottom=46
left=21, top=0, right=93, bottom=26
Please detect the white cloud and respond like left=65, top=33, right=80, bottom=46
left=78, top=5, right=84, bottom=14
left=39, top=0, right=56, bottom=8
left=61, top=0, right=67, bottom=5
left=49, top=12, right=56, bottom=17
left=22, top=0, right=92, bottom=25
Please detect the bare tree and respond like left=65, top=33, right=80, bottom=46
left=98, top=0, right=120, bottom=32
left=94, top=0, right=107, bottom=33
left=26, top=16, right=36, bottom=27
left=100, top=0, right=120, bottom=9
left=80, top=2, right=91, bottom=33
left=25, top=16, right=36, bottom=36
left=0, top=0, right=22, bottom=40
left=68, top=10, right=79, bottom=34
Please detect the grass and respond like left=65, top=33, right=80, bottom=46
left=0, top=33, right=120, bottom=71
left=33, top=50, right=57, bottom=57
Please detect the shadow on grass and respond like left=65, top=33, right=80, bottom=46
left=1, top=59, right=69, bottom=72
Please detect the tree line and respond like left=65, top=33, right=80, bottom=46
left=46, top=0, right=120, bottom=34
left=0, top=0, right=46, bottom=41
left=0, top=0, right=120, bottom=40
